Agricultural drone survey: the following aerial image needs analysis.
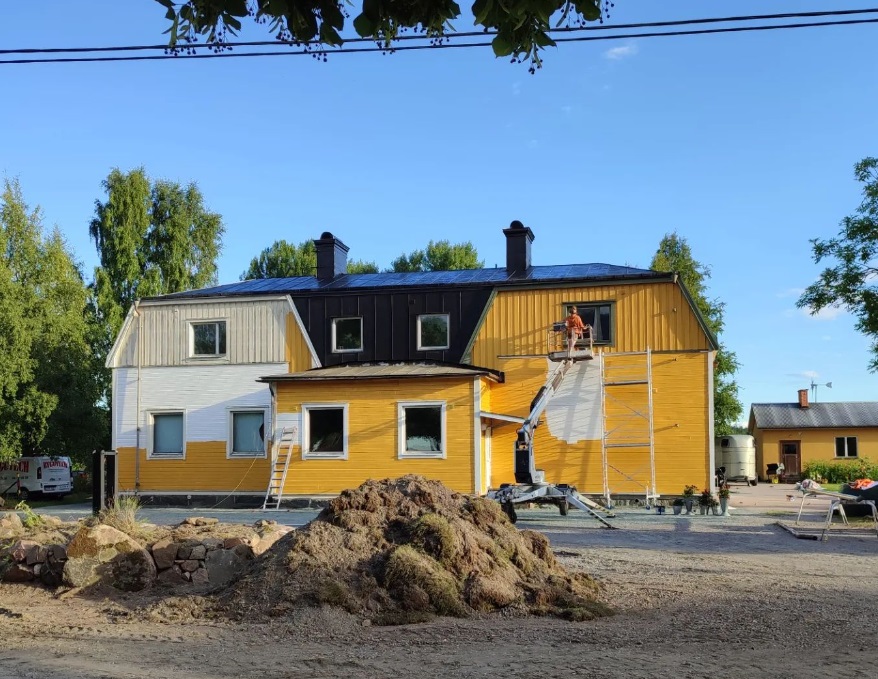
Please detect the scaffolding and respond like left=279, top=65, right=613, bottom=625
left=600, top=349, right=657, bottom=508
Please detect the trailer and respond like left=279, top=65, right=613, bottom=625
left=716, top=435, right=757, bottom=486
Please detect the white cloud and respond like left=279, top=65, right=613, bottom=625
left=603, top=44, right=638, bottom=60
left=804, top=306, right=845, bottom=321
left=785, top=371, right=819, bottom=379
left=776, top=287, right=805, bottom=299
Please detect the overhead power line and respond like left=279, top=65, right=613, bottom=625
left=1, top=11, right=877, bottom=65
left=2, top=7, right=877, bottom=56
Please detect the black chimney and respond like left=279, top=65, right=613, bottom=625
left=314, top=232, right=349, bottom=281
left=503, top=220, right=534, bottom=274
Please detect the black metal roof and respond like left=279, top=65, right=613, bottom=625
left=750, top=402, right=878, bottom=429
left=152, top=263, right=666, bottom=300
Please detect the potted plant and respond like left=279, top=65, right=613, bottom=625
left=710, top=496, right=722, bottom=515
left=718, top=484, right=731, bottom=515
left=682, top=484, right=698, bottom=514
left=698, top=488, right=713, bottom=515
left=672, top=498, right=684, bottom=515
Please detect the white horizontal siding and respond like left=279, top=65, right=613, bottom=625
left=115, top=298, right=290, bottom=368
left=113, top=363, right=286, bottom=448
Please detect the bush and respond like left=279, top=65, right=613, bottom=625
left=72, top=472, right=91, bottom=495
left=802, top=458, right=878, bottom=484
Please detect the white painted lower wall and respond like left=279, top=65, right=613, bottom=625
left=544, top=360, right=602, bottom=443
left=112, top=363, right=287, bottom=449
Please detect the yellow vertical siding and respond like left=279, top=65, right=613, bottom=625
left=470, top=282, right=710, bottom=370
left=277, top=377, right=476, bottom=494
left=285, top=312, right=315, bottom=372
left=485, top=352, right=710, bottom=495
left=116, top=444, right=270, bottom=492
left=754, top=427, right=878, bottom=479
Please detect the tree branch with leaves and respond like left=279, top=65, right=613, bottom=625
left=154, top=0, right=613, bottom=72
left=798, top=157, right=878, bottom=371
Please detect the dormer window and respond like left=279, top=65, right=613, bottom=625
left=417, top=314, right=450, bottom=351
left=190, top=321, right=227, bottom=357
left=332, top=317, right=363, bottom=353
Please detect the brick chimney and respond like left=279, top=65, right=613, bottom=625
left=314, top=232, right=349, bottom=281
left=797, top=389, right=809, bottom=409
left=503, top=220, right=535, bottom=275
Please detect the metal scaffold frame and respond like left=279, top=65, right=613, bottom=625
left=599, top=348, right=657, bottom=508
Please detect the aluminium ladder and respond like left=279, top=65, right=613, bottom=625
left=262, top=426, right=296, bottom=510
left=599, top=348, right=657, bottom=508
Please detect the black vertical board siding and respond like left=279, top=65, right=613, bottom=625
left=293, top=287, right=494, bottom=367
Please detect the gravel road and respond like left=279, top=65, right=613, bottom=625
left=1, top=487, right=876, bottom=679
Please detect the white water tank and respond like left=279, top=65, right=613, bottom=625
left=716, top=435, right=757, bottom=485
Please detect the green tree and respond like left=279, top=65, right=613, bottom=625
left=241, top=239, right=378, bottom=279
left=346, top=259, right=380, bottom=274
left=155, top=0, right=608, bottom=72
left=390, top=240, right=483, bottom=273
left=90, top=168, right=224, bottom=347
left=241, top=239, right=315, bottom=279
left=798, top=158, right=878, bottom=371
left=0, top=178, right=107, bottom=462
left=650, top=232, right=743, bottom=436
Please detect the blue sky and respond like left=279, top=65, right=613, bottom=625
left=1, top=1, right=877, bottom=417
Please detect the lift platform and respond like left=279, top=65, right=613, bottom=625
left=487, top=338, right=616, bottom=529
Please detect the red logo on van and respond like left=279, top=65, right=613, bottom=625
left=0, top=460, right=29, bottom=473
left=43, top=460, right=69, bottom=469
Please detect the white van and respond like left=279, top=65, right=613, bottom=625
left=0, top=456, right=73, bottom=500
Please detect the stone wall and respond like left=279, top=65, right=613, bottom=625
left=0, top=512, right=292, bottom=592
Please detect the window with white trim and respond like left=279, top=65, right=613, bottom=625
left=229, top=410, right=266, bottom=458
left=417, top=314, right=450, bottom=351
left=331, top=317, right=363, bottom=353
left=835, top=436, right=858, bottom=458
left=302, top=404, right=348, bottom=459
left=398, top=401, right=446, bottom=458
left=150, top=412, right=185, bottom=459
left=190, top=320, right=227, bottom=356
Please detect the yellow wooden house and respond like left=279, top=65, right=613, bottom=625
left=107, top=222, right=719, bottom=505
left=749, top=390, right=878, bottom=481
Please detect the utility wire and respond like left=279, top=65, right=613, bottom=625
left=1, top=15, right=877, bottom=65
left=1, top=7, right=877, bottom=55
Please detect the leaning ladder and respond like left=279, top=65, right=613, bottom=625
left=599, top=348, right=657, bottom=508
left=262, top=426, right=296, bottom=510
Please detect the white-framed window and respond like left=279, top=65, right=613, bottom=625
left=331, top=317, right=363, bottom=353
left=190, top=320, right=227, bottom=357
left=302, top=404, right=349, bottom=459
left=417, top=314, right=450, bottom=351
left=149, top=411, right=185, bottom=459
left=835, top=436, right=858, bottom=458
left=228, top=409, right=267, bottom=458
left=398, top=401, right=446, bottom=459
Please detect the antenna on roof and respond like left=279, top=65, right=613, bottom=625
left=810, top=379, right=832, bottom=403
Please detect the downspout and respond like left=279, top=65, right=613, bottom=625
left=134, top=300, right=143, bottom=493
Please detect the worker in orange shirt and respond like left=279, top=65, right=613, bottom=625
left=564, top=306, right=586, bottom=357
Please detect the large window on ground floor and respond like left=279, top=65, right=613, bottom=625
left=835, top=436, right=858, bottom=458
left=398, top=401, right=446, bottom=459
left=302, top=404, right=348, bottom=459
left=150, top=411, right=185, bottom=459
left=228, top=410, right=266, bottom=458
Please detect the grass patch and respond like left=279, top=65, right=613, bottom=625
left=99, top=495, right=153, bottom=541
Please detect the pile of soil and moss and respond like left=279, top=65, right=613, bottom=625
left=220, top=475, right=611, bottom=624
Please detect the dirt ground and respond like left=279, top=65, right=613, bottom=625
left=2, top=484, right=877, bottom=679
